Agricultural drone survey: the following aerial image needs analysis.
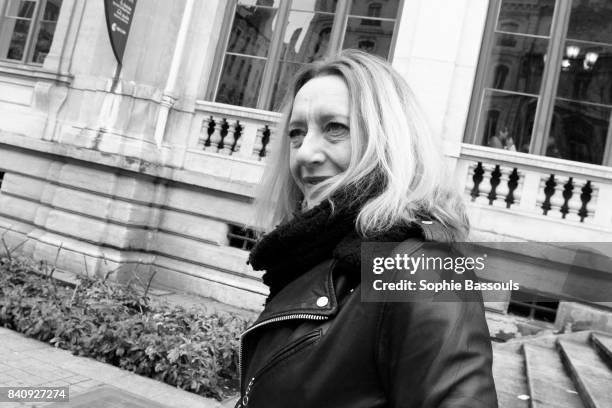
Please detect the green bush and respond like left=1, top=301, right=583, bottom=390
left=0, top=255, right=252, bottom=400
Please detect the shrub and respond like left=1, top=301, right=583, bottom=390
left=0, top=255, right=253, bottom=400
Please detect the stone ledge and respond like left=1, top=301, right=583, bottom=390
left=0, top=62, right=73, bottom=85
left=0, top=131, right=258, bottom=199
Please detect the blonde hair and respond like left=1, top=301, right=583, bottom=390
left=254, top=50, right=468, bottom=241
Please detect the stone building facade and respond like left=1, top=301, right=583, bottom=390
left=0, top=0, right=610, bottom=329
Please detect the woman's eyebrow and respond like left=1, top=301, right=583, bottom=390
left=288, top=118, right=305, bottom=128
left=289, top=113, right=349, bottom=127
left=318, top=113, right=349, bottom=123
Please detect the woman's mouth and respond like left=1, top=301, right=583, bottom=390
left=302, top=176, right=331, bottom=185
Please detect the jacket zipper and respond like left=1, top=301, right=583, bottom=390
left=238, top=313, right=328, bottom=407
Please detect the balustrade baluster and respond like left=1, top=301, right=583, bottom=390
left=236, top=122, right=257, bottom=158
left=202, top=116, right=215, bottom=150
left=221, top=119, right=239, bottom=155
left=464, top=163, right=476, bottom=198
left=477, top=163, right=495, bottom=206
left=578, top=181, right=593, bottom=222
left=254, top=125, right=271, bottom=160
left=519, top=171, right=539, bottom=212
left=505, top=168, right=520, bottom=208
left=494, top=166, right=511, bottom=208
left=541, top=174, right=557, bottom=216
left=231, top=121, right=243, bottom=155
left=260, top=125, right=271, bottom=160
left=217, top=118, right=230, bottom=154
left=549, top=175, right=566, bottom=219
left=205, top=116, right=223, bottom=152
left=253, top=127, right=263, bottom=160
left=487, top=165, right=502, bottom=206
left=564, top=177, right=586, bottom=223
left=560, top=177, right=574, bottom=219
left=470, top=162, right=484, bottom=202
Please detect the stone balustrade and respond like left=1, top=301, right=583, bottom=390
left=188, top=103, right=612, bottom=235
left=457, top=144, right=612, bottom=240
left=191, top=101, right=281, bottom=161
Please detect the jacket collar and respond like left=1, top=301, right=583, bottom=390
left=251, top=219, right=446, bottom=325
left=254, top=259, right=338, bottom=325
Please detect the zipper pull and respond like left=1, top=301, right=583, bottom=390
left=241, top=376, right=255, bottom=407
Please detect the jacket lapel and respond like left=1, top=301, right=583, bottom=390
left=254, top=259, right=339, bottom=324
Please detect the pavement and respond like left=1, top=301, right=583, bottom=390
left=0, top=327, right=243, bottom=407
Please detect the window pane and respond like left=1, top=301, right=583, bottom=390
left=567, top=0, right=612, bottom=45
left=227, top=4, right=278, bottom=57
left=280, top=11, right=333, bottom=63
left=43, top=0, right=61, bottom=21
left=291, top=0, right=338, bottom=13
left=484, top=34, right=548, bottom=95
left=477, top=90, right=537, bottom=152
left=270, top=61, right=303, bottom=110
left=3, top=19, right=30, bottom=60
left=30, top=21, right=55, bottom=63
left=496, top=0, right=555, bottom=36
left=556, top=41, right=612, bottom=106
left=215, top=55, right=266, bottom=108
left=5, top=0, right=37, bottom=18
left=342, top=18, right=395, bottom=59
left=548, top=100, right=609, bottom=164
left=349, top=0, right=399, bottom=19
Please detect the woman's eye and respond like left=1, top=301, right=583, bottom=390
left=288, top=128, right=305, bottom=138
left=288, top=128, right=304, bottom=147
left=325, top=122, right=349, bottom=137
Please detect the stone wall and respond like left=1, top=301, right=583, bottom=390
left=0, top=133, right=266, bottom=310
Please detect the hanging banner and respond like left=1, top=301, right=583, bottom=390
left=104, top=0, right=137, bottom=65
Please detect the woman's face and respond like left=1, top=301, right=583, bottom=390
left=288, top=75, right=351, bottom=209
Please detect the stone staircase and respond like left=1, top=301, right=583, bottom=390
left=492, top=331, right=612, bottom=408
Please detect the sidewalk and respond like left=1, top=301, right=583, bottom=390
left=0, top=327, right=237, bottom=408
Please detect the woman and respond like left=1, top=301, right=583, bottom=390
left=238, top=50, right=497, bottom=408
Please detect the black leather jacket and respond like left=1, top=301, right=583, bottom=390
left=237, top=235, right=498, bottom=408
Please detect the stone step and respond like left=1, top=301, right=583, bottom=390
left=492, top=346, right=530, bottom=408
left=591, top=332, right=612, bottom=368
left=523, top=343, right=585, bottom=408
left=493, top=330, right=591, bottom=353
left=557, top=339, right=612, bottom=408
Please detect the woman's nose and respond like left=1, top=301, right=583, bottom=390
left=295, top=132, right=325, bottom=166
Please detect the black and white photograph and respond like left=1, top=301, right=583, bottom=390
left=0, top=0, right=611, bottom=407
